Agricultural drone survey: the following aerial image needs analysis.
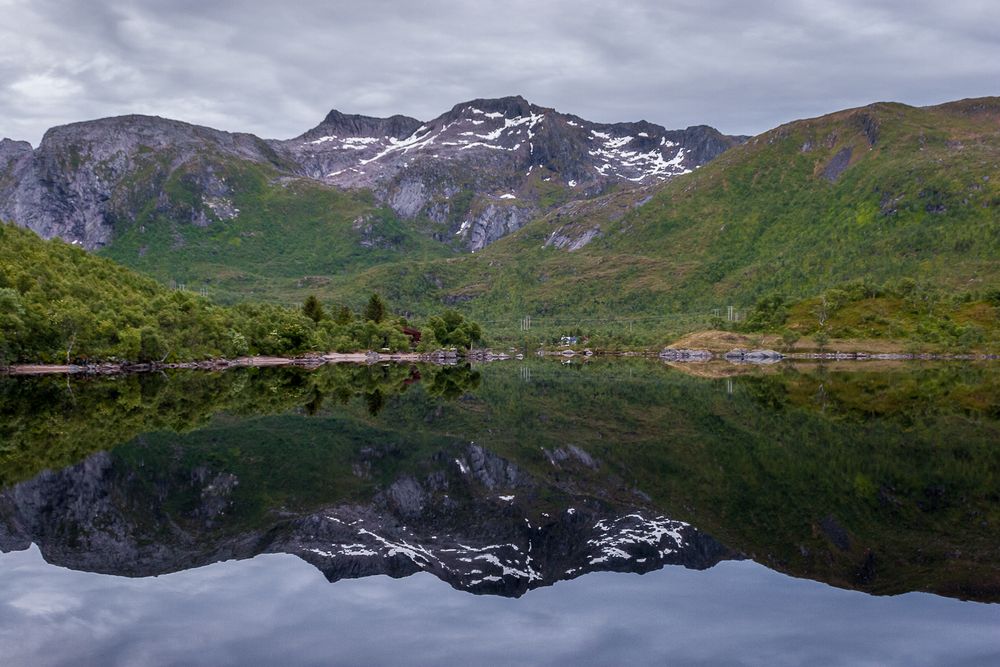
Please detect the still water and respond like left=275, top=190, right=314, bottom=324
left=1, top=360, right=998, bottom=665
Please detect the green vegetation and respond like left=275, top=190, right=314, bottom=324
left=425, top=309, right=483, bottom=349
left=100, top=159, right=455, bottom=305
left=739, top=278, right=1000, bottom=351
left=17, top=97, right=996, bottom=351
left=302, top=295, right=325, bottom=323
left=363, top=292, right=386, bottom=324
left=0, top=224, right=478, bottom=363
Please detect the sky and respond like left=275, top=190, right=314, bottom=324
left=1, top=0, right=998, bottom=145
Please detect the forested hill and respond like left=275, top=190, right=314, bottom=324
left=0, top=223, right=432, bottom=364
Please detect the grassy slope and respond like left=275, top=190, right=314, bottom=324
left=316, top=98, right=1000, bottom=343
left=101, top=158, right=455, bottom=306
left=82, top=97, right=999, bottom=347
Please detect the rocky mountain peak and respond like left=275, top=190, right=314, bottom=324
left=305, top=109, right=424, bottom=143
left=440, top=95, right=536, bottom=123
left=0, top=138, right=32, bottom=172
left=273, top=96, right=743, bottom=249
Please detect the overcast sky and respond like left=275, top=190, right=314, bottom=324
left=1, top=0, right=998, bottom=145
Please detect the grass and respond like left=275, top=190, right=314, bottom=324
left=102, top=159, right=455, bottom=307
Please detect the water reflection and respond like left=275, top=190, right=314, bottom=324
left=1, top=360, right=999, bottom=603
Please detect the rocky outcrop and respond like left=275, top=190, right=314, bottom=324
left=461, top=201, right=537, bottom=251
left=822, top=146, right=853, bottom=182
left=0, top=116, right=284, bottom=248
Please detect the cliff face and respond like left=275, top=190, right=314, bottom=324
left=0, top=98, right=741, bottom=252
left=0, top=441, right=735, bottom=597
left=0, top=115, right=288, bottom=249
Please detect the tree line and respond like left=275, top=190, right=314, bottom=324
left=0, top=223, right=482, bottom=364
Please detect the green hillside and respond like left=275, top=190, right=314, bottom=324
left=100, top=158, right=455, bottom=305
left=315, top=98, right=1000, bottom=342
left=18, top=97, right=998, bottom=350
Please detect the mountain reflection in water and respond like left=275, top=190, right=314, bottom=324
left=1, top=360, right=999, bottom=603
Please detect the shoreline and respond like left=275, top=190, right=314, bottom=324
left=5, top=345, right=999, bottom=377
left=2, top=348, right=531, bottom=376
left=3, top=350, right=461, bottom=376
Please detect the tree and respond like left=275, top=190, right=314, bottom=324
left=302, top=295, right=325, bottom=323
left=334, top=305, right=353, bottom=325
left=0, top=288, right=25, bottom=363
left=427, top=310, right=483, bottom=349
left=745, top=294, right=788, bottom=331
left=138, top=327, right=166, bottom=362
left=364, top=293, right=386, bottom=323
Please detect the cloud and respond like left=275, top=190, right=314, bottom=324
left=0, top=0, right=998, bottom=145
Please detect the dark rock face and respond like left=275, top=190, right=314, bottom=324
left=303, top=110, right=424, bottom=144
left=822, top=147, right=853, bottom=182
left=0, top=97, right=742, bottom=251
left=0, top=441, right=736, bottom=597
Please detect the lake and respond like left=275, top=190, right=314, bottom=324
left=1, top=359, right=998, bottom=665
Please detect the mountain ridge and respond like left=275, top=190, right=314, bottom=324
left=0, top=96, right=741, bottom=254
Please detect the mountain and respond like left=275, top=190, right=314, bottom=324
left=0, top=116, right=289, bottom=249
left=0, top=96, right=740, bottom=264
left=275, top=95, right=741, bottom=250
left=0, top=446, right=731, bottom=598
left=335, top=97, right=1000, bottom=332
left=4, top=95, right=998, bottom=346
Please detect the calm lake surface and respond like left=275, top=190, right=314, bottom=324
left=1, top=360, right=998, bottom=666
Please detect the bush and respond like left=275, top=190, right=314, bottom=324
left=744, top=294, right=788, bottom=331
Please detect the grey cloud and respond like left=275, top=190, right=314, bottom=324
left=1, top=0, right=998, bottom=145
